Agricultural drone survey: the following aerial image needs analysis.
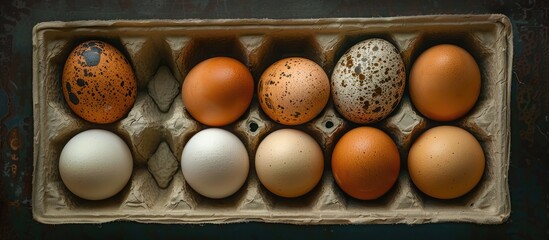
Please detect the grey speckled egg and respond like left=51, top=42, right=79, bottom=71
left=331, top=38, right=405, bottom=124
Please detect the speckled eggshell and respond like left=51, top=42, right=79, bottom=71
left=331, top=38, right=405, bottom=124
left=258, top=57, right=330, bottom=125
left=62, top=40, right=137, bottom=124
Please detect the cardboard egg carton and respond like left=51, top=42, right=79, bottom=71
left=32, top=15, right=512, bottom=224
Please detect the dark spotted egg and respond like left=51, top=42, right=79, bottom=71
left=62, top=40, right=137, bottom=124
left=331, top=38, right=405, bottom=124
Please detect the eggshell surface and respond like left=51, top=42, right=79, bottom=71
left=332, top=38, right=405, bottom=124
left=331, top=127, right=400, bottom=200
left=182, top=57, right=254, bottom=126
left=62, top=40, right=137, bottom=124
left=258, top=57, right=330, bottom=125
left=409, top=44, right=481, bottom=121
left=59, top=129, right=133, bottom=200
left=181, top=128, right=249, bottom=199
left=255, top=129, right=324, bottom=198
left=408, top=126, right=485, bottom=199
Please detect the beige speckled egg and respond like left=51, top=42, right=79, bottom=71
left=62, top=40, right=137, bottom=124
left=332, top=38, right=405, bottom=124
left=258, top=57, right=330, bottom=125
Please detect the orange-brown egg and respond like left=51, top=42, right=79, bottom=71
left=62, top=40, right=137, bottom=124
left=331, top=127, right=400, bottom=200
left=182, top=57, right=254, bottom=127
left=258, top=57, right=330, bottom=125
left=409, top=44, right=481, bottom=121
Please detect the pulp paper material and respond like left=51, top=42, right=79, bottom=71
left=32, top=15, right=512, bottom=224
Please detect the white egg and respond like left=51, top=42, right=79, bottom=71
left=255, top=129, right=324, bottom=198
left=332, top=38, right=405, bottom=124
left=59, top=129, right=133, bottom=200
left=181, top=128, right=249, bottom=199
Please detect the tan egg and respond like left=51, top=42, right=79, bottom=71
left=258, top=57, right=330, bottom=125
left=331, top=38, right=405, bottom=124
left=62, top=40, right=137, bottom=124
left=408, top=126, right=485, bottom=199
left=409, top=44, right=481, bottom=121
left=255, top=129, right=324, bottom=198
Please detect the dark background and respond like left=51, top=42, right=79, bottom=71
left=1, top=0, right=548, bottom=239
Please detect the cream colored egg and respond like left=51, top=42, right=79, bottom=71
left=255, top=129, right=324, bottom=198
left=408, top=126, right=485, bottom=199
left=332, top=38, right=405, bottom=123
left=59, top=129, right=133, bottom=200
left=181, top=128, right=249, bottom=199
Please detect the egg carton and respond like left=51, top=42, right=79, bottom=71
left=32, top=15, right=512, bottom=224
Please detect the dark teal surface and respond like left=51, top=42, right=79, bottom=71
left=1, top=0, right=548, bottom=239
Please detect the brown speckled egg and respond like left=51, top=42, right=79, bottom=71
left=62, top=40, right=137, bottom=124
left=258, top=57, right=330, bottom=125
left=331, top=38, right=405, bottom=124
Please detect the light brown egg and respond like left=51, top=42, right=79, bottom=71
left=331, top=38, right=406, bottom=124
left=331, top=127, right=400, bottom=200
left=182, top=57, right=254, bottom=127
left=258, top=57, right=330, bottom=125
left=408, top=126, right=485, bottom=199
left=62, top=40, right=137, bottom=124
left=409, top=44, right=481, bottom=121
left=255, top=129, right=324, bottom=198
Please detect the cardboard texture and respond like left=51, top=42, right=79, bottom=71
left=32, top=15, right=512, bottom=224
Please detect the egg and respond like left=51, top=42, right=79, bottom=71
left=255, top=129, right=324, bottom=198
left=408, top=126, right=485, bottom=199
left=182, top=57, right=254, bottom=126
left=331, top=38, right=405, bottom=124
left=62, top=40, right=137, bottom=124
left=181, top=128, right=249, bottom=199
left=409, top=44, right=481, bottom=121
left=59, top=129, right=133, bottom=200
left=331, top=127, right=400, bottom=200
left=258, top=57, right=330, bottom=125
